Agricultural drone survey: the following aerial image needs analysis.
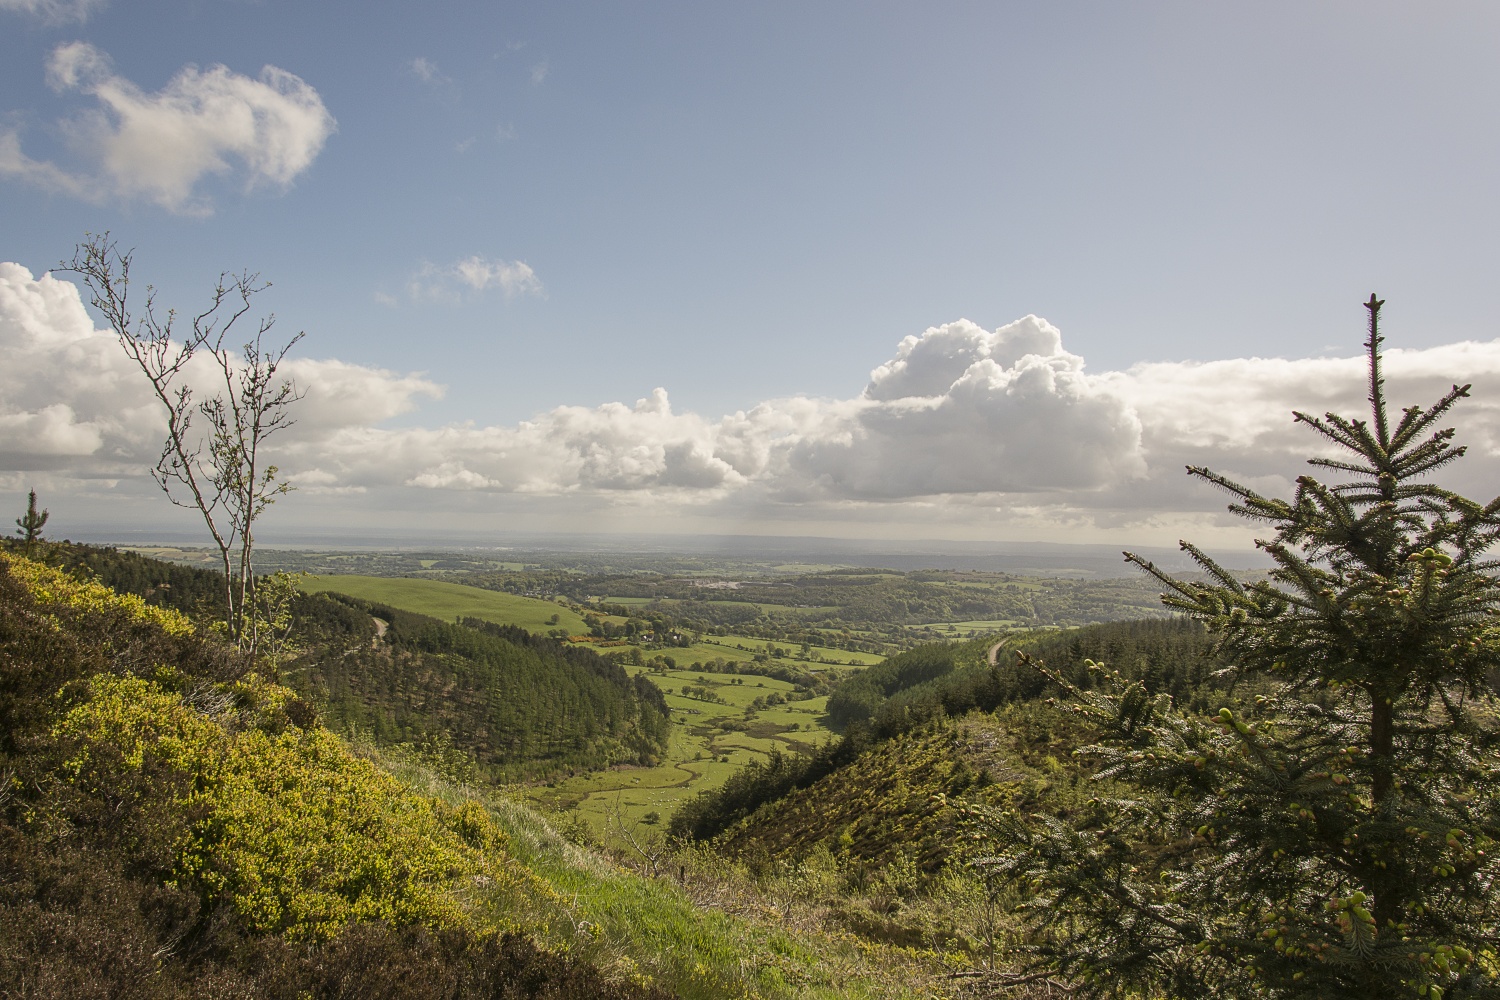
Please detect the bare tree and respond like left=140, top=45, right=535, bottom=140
left=606, top=795, right=673, bottom=879
left=64, top=233, right=304, bottom=657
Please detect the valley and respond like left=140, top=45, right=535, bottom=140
left=282, top=555, right=1168, bottom=832
left=131, top=546, right=1178, bottom=834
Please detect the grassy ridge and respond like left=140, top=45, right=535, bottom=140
left=301, top=574, right=589, bottom=634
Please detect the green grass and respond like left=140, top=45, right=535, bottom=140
left=357, top=737, right=957, bottom=999
left=300, top=574, right=590, bottom=634
left=689, top=635, right=883, bottom=668
left=295, top=577, right=866, bottom=854
left=921, top=619, right=1019, bottom=634
left=526, top=668, right=835, bottom=832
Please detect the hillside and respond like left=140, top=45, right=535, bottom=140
left=0, top=551, right=668, bottom=998
left=38, top=543, right=671, bottom=783
left=675, top=618, right=1230, bottom=869
left=299, top=574, right=592, bottom=634
left=297, top=599, right=671, bottom=781
left=0, top=550, right=970, bottom=998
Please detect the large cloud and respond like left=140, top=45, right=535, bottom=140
left=0, top=43, right=334, bottom=214
left=780, top=318, right=1145, bottom=498
left=5, top=262, right=1499, bottom=543
left=0, top=262, right=439, bottom=482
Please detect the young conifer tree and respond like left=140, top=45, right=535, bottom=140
left=973, top=296, right=1500, bottom=999
left=14, top=490, right=49, bottom=557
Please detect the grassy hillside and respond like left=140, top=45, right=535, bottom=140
left=711, top=708, right=1085, bottom=873
left=674, top=619, right=1229, bottom=866
left=37, top=545, right=672, bottom=785
left=301, top=574, right=591, bottom=634
left=0, top=551, right=963, bottom=999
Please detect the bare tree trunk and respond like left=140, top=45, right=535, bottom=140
left=64, top=233, right=303, bottom=661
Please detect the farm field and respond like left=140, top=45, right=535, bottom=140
left=524, top=667, right=835, bottom=831
left=292, top=573, right=866, bottom=833
left=600, top=595, right=841, bottom=619
left=299, top=574, right=590, bottom=634
left=924, top=619, right=1021, bottom=636
left=684, top=635, right=884, bottom=668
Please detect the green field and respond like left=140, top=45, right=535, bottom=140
left=923, top=619, right=1020, bottom=635
left=525, top=667, right=834, bottom=830
left=299, top=574, right=590, bottom=634
left=600, top=595, right=840, bottom=619
left=295, top=574, right=865, bottom=834
left=684, top=635, right=883, bottom=669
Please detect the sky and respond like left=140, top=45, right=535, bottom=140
left=3, top=1, right=1500, bottom=553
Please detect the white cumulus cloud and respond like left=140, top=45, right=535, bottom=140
left=6, top=261, right=1500, bottom=545
left=0, top=262, right=440, bottom=481
left=0, top=42, right=335, bottom=214
left=778, top=317, right=1146, bottom=499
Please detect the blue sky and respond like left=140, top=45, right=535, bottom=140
left=4, top=2, right=1500, bottom=548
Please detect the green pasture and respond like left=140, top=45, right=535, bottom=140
left=524, top=668, right=834, bottom=831
left=688, top=635, right=882, bottom=667
left=600, top=595, right=840, bottom=619
left=922, top=619, right=1020, bottom=634
left=294, top=575, right=862, bottom=833
left=674, top=599, right=841, bottom=618
left=299, top=574, right=590, bottom=634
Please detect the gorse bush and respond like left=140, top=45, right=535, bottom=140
left=52, top=672, right=523, bottom=940
left=0, top=551, right=675, bottom=999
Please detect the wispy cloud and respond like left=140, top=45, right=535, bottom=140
left=0, top=43, right=335, bottom=215
left=407, top=56, right=460, bottom=93
left=530, top=60, right=549, bottom=85
left=408, top=56, right=442, bottom=83
left=0, top=0, right=106, bottom=24
left=408, top=255, right=543, bottom=302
